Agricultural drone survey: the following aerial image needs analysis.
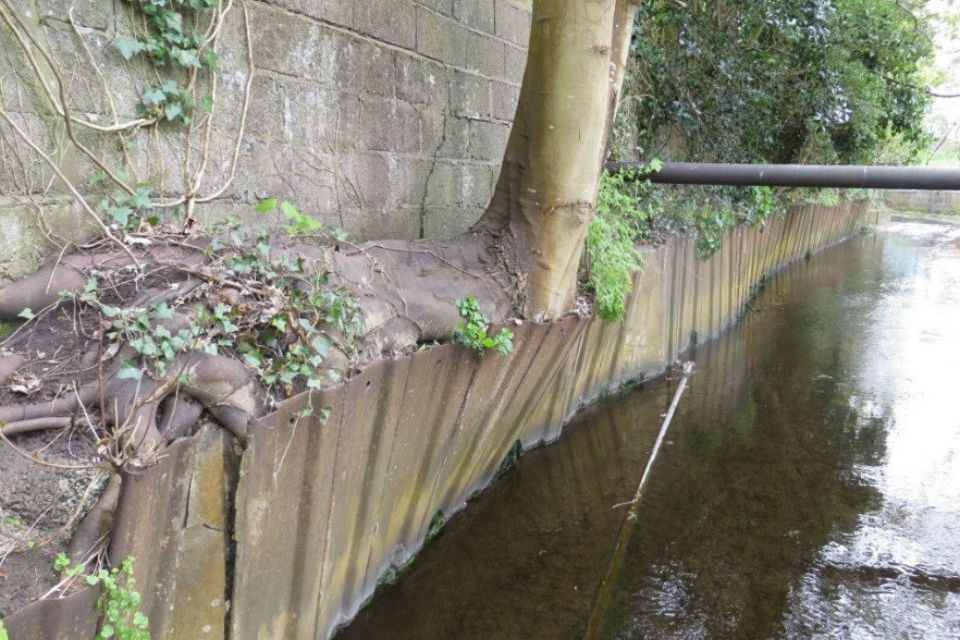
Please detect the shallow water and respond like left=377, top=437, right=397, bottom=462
left=338, top=222, right=960, bottom=639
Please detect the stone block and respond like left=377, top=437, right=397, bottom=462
left=395, top=54, right=449, bottom=107
left=244, top=74, right=285, bottom=140
left=423, top=160, right=457, bottom=207
left=504, top=43, right=528, bottom=85
left=463, top=32, right=505, bottom=78
left=271, top=0, right=354, bottom=27
left=450, top=70, right=490, bottom=118
left=359, top=98, right=420, bottom=152
left=334, top=92, right=364, bottom=149
left=417, top=7, right=467, bottom=64
left=491, top=80, right=520, bottom=121
left=490, top=82, right=520, bottom=122
left=459, top=163, right=495, bottom=206
left=495, top=0, right=532, bottom=47
left=335, top=35, right=396, bottom=98
left=37, top=0, right=111, bottom=30
left=419, top=107, right=446, bottom=153
left=469, top=120, right=510, bottom=161
left=416, top=0, right=454, bottom=15
left=424, top=204, right=482, bottom=238
left=438, top=115, right=471, bottom=158
left=355, top=0, right=418, bottom=49
left=284, top=84, right=335, bottom=146
left=41, top=26, right=108, bottom=115
left=453, top=0, right=495, bottom=32
left=250, top=4, right=332, bottom=82
left=398, top=159, right=431, bottom=205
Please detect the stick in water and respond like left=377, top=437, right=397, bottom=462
left=583, top=361, right=694, bottom=640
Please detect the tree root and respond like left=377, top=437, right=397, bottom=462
left=67, top=473, right=121, bottom=564
left=0, top=354, right=24, bottom=386
left=0, top=416, right=73, bottom=436
left=0, top=245, right=207, bottom=320
left=0, top=385, right=97, bottom=425
left=158, top=394, right=203, bottom=443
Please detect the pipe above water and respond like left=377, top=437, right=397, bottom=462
left=605, top=162, right=960, bottom=190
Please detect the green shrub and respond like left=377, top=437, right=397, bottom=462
left=454, top=297, right=514, bottom=355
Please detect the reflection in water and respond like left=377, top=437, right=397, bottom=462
left=338, top=223, right=960, bottom=639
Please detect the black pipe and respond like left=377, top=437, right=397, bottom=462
left=605, top=162, right=960, bottom=190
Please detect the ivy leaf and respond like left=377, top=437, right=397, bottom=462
left=113, top=37, right=145, bottom=60
left=107, top=206, right=132, bottom=227
left=280, top=200, right=300, bottom=219
left=163, top=12, right=183, bottom=34
left=17, top=307, right=35, bottom=320
left=255, top=198, right=278, bottom=213
left=117, top=361, right=143, bottom=380
left=153, top=302, right=175, bottom=320
left=163, top=102, right=183, bottom=122
left=131, top=185, right=153, bottom=209
left=172, top=47, right=201, bottom=68
left=203, top=49, right=218, bottom=71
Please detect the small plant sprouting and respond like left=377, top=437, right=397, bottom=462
left=453, top=297, right=514, bottom=355
left=54, top=553, right=149, bottom=640
left=494, top=439, right=523, bottom=480
left=426, top=510, right=445, bottom=542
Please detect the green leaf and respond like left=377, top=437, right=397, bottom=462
left=203, top=49, right=218, bottom=71
left=133, top=611, right=149, bottom=629
left=54, top=552, right=71, bottom=571
left=255, top=198, right=278, bottom=213
left=280, top=200, right=300, bottom=219
left=113, top=37, right=145, bottom=60
left=163, top=102, right=183, bottom=121
left=18, top=307, right=35, bottom=320
left=117, top=360, right=143, bottom=380
left=153, top=302, right=175, bottom=320
left=130, top=186, right=153, bottom=209
left=99, top=623, right=115, bottom=638
left=107, top=206, right=132, bottom=227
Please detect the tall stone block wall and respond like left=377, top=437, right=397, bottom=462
left=0, top=0, right=531, bottom=282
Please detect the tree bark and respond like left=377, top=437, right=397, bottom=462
left=475, top=0, right=638, bottom=320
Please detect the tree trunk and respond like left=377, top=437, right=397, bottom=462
left=475, top=0, right=638, bottom=320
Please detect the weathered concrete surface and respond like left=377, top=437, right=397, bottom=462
left=882, top=189, right=960, bottom=214
left=230, top=202, right=871, bottom=640
left=0, top=0, right=532, bottom=284
left=0, top=197, right=98, bottom=285
left=1, top=587, right=99, bottom=640
left=109, top=422, right=238, bottom=639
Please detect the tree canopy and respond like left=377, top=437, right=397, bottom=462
left=613, top=0, right=936, bottom=165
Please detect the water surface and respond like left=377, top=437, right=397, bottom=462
left=339, top=222, right=960, bottom=639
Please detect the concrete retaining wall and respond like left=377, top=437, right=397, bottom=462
left=2, top=202, right=871, bottom=640
left=882, top=190, right=960, bottom=214
left=231, top=202, right=869, bottom=639
left=0, top=0, right=531, bottom=282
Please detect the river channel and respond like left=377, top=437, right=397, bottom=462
left=338, top=221, right=960, bottom=639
